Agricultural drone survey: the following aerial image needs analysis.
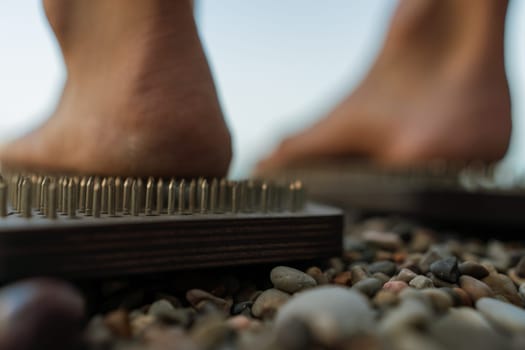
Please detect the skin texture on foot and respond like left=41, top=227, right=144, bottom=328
left=0, top=0, right=231, bottom=178
left=257, top=0, right=511, bottom=173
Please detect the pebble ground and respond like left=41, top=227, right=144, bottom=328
left=83, top=217, right=525, bottom=350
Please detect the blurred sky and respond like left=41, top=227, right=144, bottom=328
left=1, top=1, right=525, bottom=176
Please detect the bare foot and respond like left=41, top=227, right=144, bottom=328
left=0, top=0, right=231, bottom=178
left=258, top=0, right=511, bottom=172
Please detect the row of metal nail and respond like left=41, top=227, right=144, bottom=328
left=0, top=174, right=306, bottom=219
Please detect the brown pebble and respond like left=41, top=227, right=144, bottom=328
left=395, top=268, right=417, bottom=283
left=482, top=273, right=523, bottom=306
left=393, top=252, right=407, bottom=264
left=306, top=266, right=329, bottom=285
left=333, top=271, right=352, bottom=286
left=363, top=230, right=403, bottom=251
left=104, top=309, right=131, bottom=338
left=508, top=269, right=525, bottom=286
left=186, top=289, right=232, bottom=313
left=515, top=256, right=525, bottom=278
left=251, top=289, right=290, bottom=319
left=382, top=281, right=408, bottom=294
left=372, top=272, right=390, bottom=284
left=458, top=261, right=490, bottom=279
left=373, top=290, right=399, bottom=309
left=428, top=273, right=457, bottom=288
left=350, top=265, right=369, bottom=283
left=227, top=315, right=252, bottom=330
left=410, top=228, right=435, bottom=253
left=421, top=289, right=453, bottom=313
left=459, top=275, right=494, bottom=302
left=131, top=315, right=156, bottom=337
left=452, top=287, right=473, bottom=307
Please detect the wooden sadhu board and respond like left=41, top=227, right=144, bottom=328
left=266, top=161, right=525, bottom=235
left=0, top=174, right=343, bottom=281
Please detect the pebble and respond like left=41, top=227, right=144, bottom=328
left=508, top=268, right=525, bottom=286
left=373, top=290, right=399, bottom=309
left=482, top=273, right=522, bottom=306
left=379, top=297, right=433, bottom=334
left=372, top=272, right=390, bottom=284
left=270, top=266, right=317, bottom=293
left=131, top=315, right=155, bottom=337
left=352, top=277, right=383, bottom=297
left=328, top=257, right=345, bottom=274
left=458, top=276, right=494, bottom=302
left=430, top=257, right=459, bottom=283
left=306, top=266, right=329, bottom=285
left=333, top=271, right=352, bottom=286
left=476, top=297, right=525, bottom=333
left=428, top=273, right=456, bottom=288
left=383, top=281, right=408, bottom=294
left=251, top=288, right=290, bottom=319
left=429, top=307, right=509, bottom=350
left=418, top=248, right=444, bottom=274
left=275, top=286, right=374, bottom=346
left=520, top=283, right=525, bottom=301
left=420, top=289, right=453, bottom=313
left=363, top=230, right=402, bottom=251
left=409, top=228, right=434, bottom=253
left=515, top=256, right=525, bottom=277
left=409, top=275, right=434, bottom=289
left=104, top=309, right=131, bottom=338
left=148, top=299, right=174, bottom=318
left=452, top=287, right=473, bottom=307
left=186, top=289, right=232, bottom=313
left=458, top=261, right=490, bottom=279
left=350, top=265, right=369, bottom=283
left=368, top=260, right=397, bottom=276
left=487, top=241, right=511, bottom=271
left=395, top=268, right=417, bottom=283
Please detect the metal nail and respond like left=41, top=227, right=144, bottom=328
left=260, top=182, right=268, bottom=213
left=40, top=177, right=49, bottom=215
left=210, top=178, right=218, bottom=213
left=61, top=177, right=68, bottom=214
left=107, top=177, right=116, bottom=217
left=122, top=177, right=133, bottom=215
left=47, top=182, right=57, bottom=219
left=67, top=178, right=77, bottom=218
left=167, top=178, right=176, bottom=215
left=0, top=177, right=7, bottom=217
left=93, top=180, right=101, bottom=218
left=231, top=181, right=238, bottom=213
left=85, top=177, right=94, bottom=216
left=156, top=178, right=164, bottom=214
left=188, top=179, right=196, bottom=213
left=131, top=179, right=143, bottom=216
left=100, top=178, right=108, bottom=214
left=17, top=176, right=23, bottom=213
left=115, top=177, right=122, bottom=212
left=79, top=177, right=87, bottom=213
left=20, top=178, right=32, bottom=218
left=219, top=178, right=227, bottom=212
left=200, top=179, right=208, bottom=214
left=178, top=179, right=185, bottom=214
left=145, top=177, right=154, bottom=215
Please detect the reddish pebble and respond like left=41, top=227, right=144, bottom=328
left=227, top=315, right=252, bottom=330
left=333, top=271, right=352, bottom=286
left=453, top=287, right=473, bottom=307
left=382, top=281, right=408, bottom=294
left=393, top=252, right=407, bottom=264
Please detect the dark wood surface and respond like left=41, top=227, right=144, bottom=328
left=0, top=203, right=343, bottom=281
left=269, top=162, right=525, bottom=235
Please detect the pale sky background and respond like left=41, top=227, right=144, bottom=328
left=1, top=1, right=525, bottom=177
